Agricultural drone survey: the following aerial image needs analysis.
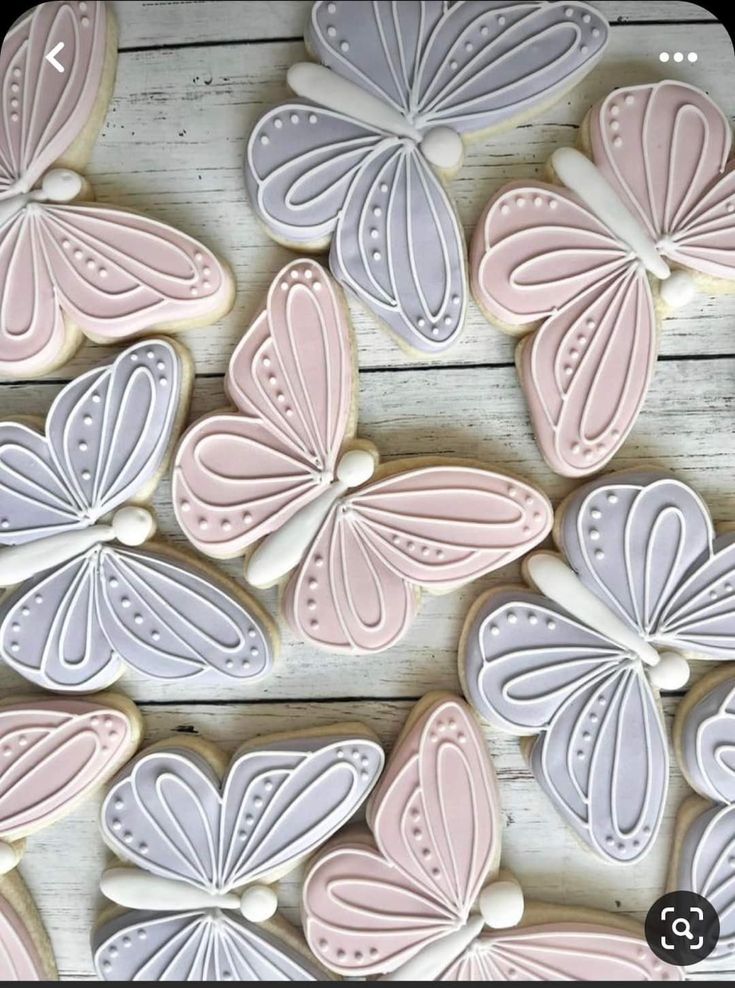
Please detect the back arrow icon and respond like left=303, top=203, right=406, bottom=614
left=45, top=42, right=65, bottom=73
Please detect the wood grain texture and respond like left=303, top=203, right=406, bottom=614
left=111, top=1, right=718, bottom=49
left=1, top=0, right=733, bottom=980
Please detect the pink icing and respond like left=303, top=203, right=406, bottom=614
left=174, top=259, right=353, bottom=558
left=0, top=897, right=46, bottom=981
left=0, top=2, right=107, bottom=195
left=281, top=466, right=552, bottom=653
left=0, top=203, right=230, bottom=376
left=303, top=696, right=500, bottom=976
left=303, top=694, right=679, bottom=981
left=0, top=2, right=231, bottom=377
left=0, top=697, right=135, bottom=840
left=589, top=83, right=732, bottom=256
left=471, top=81, right=735, bottom=478
left=443, top=924, right=682, bottom=981
left=174, top=260, right=552, bottom=654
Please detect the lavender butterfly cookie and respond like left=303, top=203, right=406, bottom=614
left=671, top=667, right=735, bottom=972
left=461, top=469, right=735, bottom=865
left=0, top=338, right=275, bottom=691
left=93, top=725, right=384, bottom=981
left=245, top=1, right=608, bottom=356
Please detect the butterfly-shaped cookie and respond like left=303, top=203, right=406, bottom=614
left=245, top=1, right=608, bottom=355
left=93, top=726, right=385, bottom=981
left=461, top=469, right=735, bottom=865
left=672, top=667, right=735, bottom=972
left=173, top=259, right=552, bottom=654
left=0, top=338, right=274, bottom=691
left=472, top=80, right=735, bottom=477
left=303, top=693, right=680, bottom=980
left=0, top=693, right=141, bottom=981
left=0, top=1, right=233, bottom=378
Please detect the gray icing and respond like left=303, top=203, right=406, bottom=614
left=559, top=470, right=735, bottom=659
left=680, top=678, right=735, bottom=803
left=96, top=737, right=384, bottom=982
left=462, top=588, right=667, bottom=864
left=676, top=675, right=735, bottom=971
left=93, top=909, right=323, bottom=981
left=0, top=546, right=273, bottom=691
left=0, top=340, right=181, bottom=542
left=100, top=738, right=384, bottom=888
left=0, top=339, right=275, bottom=690
left=245, top=1, right=608, bottom=353
left=676, top=803, right=735, bottom=971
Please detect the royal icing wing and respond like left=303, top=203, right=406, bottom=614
left=93, top=909, right=324, bottom=981
left=678, top=677, right=735, bottom=804
left=0, top=1, right=107, bottom=196
left=246, top=1, right=607, bottom=354
left=174, top=259, right=352, bottom=558
left=439, top=924, right=680, bottom=981
left=589, top=81, right=735, bottom=280
left=0, top=696, right=138, bottom=848
left=0, top=544, right=273, bottom=690
left=472, top=182, right=656, bottom=477
left=560, top=472, right=735, bottom=659
left=0, top=2, right=232, bottom=378
left=462, top=470, right=735, bottom=864
left=330, top=142, right=467, bottom=351
left=0, top=339, right=182, bottom=539
left=96, top=732, right=383, bottom=982
left=303, top=697, right=500, bottom=977
left=283, top=466, right=552, bottom=653
left=100, top=736, right=383, bottom=891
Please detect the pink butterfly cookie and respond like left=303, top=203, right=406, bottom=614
left=471, top=81, right=735, bottom=477
left=0, top=692, right=142, bottom=981
left=461, top=469, right=735, bottom=866
left=0, top=1, right=233, bottom=378
left=671, top=668, right=735, bottom=973
left=173, top=259, right=553, bottom=654
left=303, top=693, right=680, bottom=980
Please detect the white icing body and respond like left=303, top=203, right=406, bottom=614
left=287, top=63, right=464, bottom=171
left=101, top=868, right=278, bottom=923
left=0, top=168, right=84, bottom=229
left=246, top=447, right=375, bottom=588
left=551, top=147, right=695, bottom=305
left=0, top=506, right=155, bottom=588
left=527, top=552, right=689, bottom=690
left=382, top=876, right=524, bottom=981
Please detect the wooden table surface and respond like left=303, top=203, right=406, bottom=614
left=3, top=0, right=733, bottom=979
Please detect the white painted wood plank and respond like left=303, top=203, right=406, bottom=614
left=0, top=355, right=731, bottom=704
left=18, top=696, right=719, bottom=980
left=112, top=1, right=717, bottom=50
left=31, top=19, right=733, bottom=384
